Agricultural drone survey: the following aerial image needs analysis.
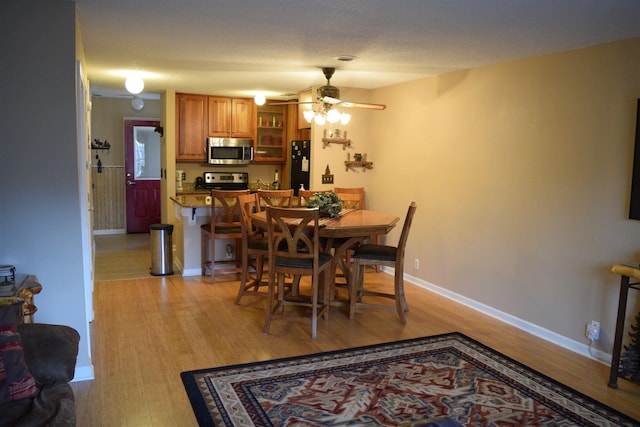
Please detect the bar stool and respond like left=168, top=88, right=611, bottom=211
left=235, top=193, right=270, bottom=304
left=350, top=202, right=417, bottom=324
left=201, top=189, right=249, bottom=282
left=608, top=263, right=640, bottom=388
left=264, top=206, right=333, bottom=340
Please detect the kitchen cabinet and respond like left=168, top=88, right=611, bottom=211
left=255, top=103, right=287, bottom=163
left=208, top=96, right=255, bottom=139
left=175, top=93, right=207, bottom=161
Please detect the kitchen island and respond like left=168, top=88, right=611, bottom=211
left=171, top=195, right=215, bottom=276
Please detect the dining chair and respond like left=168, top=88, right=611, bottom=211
left=257, top=189, right=294, bottom=209
left=335, top=187, right=381, bottom=271
left=332, top=190, right=366, bottom=277
left=264, top=206, right=333, bottom=340
left=350, top=202, right=417, bottom=324
left=297, top=189, right=332, bottom=207
left=200, top=189, right=250, bottom=281
left=235, top=193, right=270, bottom=304
left=334, top=187, right=365, bottom=209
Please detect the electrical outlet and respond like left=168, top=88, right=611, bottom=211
left=415, top=259, right=420, bottom=269
left=586, top=320, right=600, bottom=341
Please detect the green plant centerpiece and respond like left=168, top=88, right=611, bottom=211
left=307, top=192, right=343, bottom=218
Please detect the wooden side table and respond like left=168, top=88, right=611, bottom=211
left=0, top=274, right=42, bottom=324
left=609, top=264, right=640, bottom=388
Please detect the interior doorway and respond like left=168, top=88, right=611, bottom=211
left=124, top=119, right=161, bottom=233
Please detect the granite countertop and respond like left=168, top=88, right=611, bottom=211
left=171, top=195, right=211, bottom=208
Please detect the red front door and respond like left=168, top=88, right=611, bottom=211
left=125, top=119, right=161, bottom=233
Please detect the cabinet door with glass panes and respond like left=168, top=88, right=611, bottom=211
left=255, top=103, right=286, bottom=162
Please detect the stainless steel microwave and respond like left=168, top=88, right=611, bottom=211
left=207, top=138, right=253, bottom=165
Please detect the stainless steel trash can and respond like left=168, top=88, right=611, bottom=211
left=150, top=224, right=174, bottom=276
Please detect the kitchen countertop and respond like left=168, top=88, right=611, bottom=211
left=171, top=195, right=211, bottom=209
left=176, top=188, right=211, bottom=196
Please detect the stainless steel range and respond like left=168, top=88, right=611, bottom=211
left=196, top=172, right=248, bottom=191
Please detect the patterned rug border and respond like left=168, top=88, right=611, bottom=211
left=181, top=332, right=638, bottom=426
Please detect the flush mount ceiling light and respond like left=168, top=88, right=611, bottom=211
left=131, top=96, right=144, bottom=111
left=254, top=94, right=266, bottom=105
left=125, top=76, right=144, bottom=94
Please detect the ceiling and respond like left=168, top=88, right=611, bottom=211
left=77, top=0, right=640, bottom=101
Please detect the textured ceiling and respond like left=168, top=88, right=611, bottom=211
left=76, top=0, right=640, bottom=100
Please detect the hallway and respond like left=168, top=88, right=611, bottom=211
left=94, top=233, right=152, bottom=281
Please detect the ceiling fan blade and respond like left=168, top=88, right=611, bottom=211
left=267, top=101, right=318, bottom=106
left=338, top=101, right=386, bottom=110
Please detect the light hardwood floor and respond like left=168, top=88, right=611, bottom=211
left=71, top=234, right=640, bottom=426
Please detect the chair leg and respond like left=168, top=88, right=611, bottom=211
left=277, top=273, right=287, bottom=315
left=349, top=261, right=363, bottom=320
left=254, top=255, right=264, bottom=290
left=394, top=269, right=407, bottom=325
left=201, top=233, right=208, bottom=276
left=210, top=238, right=217, bottom=282
left=234, top=247, right=249, bottom=305
left=311, top=272, right=318, bottom=340
left=321, top=270, right=331, bottom=322
left=264, top=270, right=276, bottom=335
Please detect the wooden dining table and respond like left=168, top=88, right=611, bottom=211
left=251, top=208, right=400, bottom=304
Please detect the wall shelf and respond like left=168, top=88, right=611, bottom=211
left=91, top=139, right=111, bottom=150
left=345, top=153, right=373, bottom=172
left=322, top=129, right=351, bottom=149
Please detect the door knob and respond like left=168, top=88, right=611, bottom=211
left=127, top=180, right=136, bottom=185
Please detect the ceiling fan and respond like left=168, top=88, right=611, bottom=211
left=270, top=67, right=387, bottom=112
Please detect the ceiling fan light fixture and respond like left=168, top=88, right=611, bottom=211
left=326, top=108, right=341, bottom=123
left=303, top=110, right=315, bottom=123
left=313, top=114, right=326, bottom=125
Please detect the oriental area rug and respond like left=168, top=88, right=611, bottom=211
left=181, top=332, right=638, bottom=426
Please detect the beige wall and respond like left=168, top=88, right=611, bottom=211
left=367, top=37, right=640, bottom=356
left=90, top=97, right=162, bottom=167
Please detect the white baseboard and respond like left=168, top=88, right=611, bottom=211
left=93, top=229, right=126, bottom=235
left=182, top=267, right=201, bottom=276
left=389, top=268, right=612, bottom=365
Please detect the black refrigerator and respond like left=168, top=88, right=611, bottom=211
left=290, top=140, right=310, bottom=196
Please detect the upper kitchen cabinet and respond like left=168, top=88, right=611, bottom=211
left=255, top=103, right=287, bottom=163
left=176, top=93, right=208, bottom=161
left=208, top=96, right=256, bottom=139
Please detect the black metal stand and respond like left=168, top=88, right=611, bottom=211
left=609, top=264, right=640, bottom=388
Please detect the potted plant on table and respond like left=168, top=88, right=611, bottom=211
left=307, top=192, right=343, bottom=218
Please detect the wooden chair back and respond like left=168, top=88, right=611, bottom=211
left=334, top=187, right=365, bottom=210
left=258, top=189, right=294, bottom=208
left=395, top=202, right=418, bottom=261
left=236, top=193, right=260, bottom=238
left=266, top=207, right=320, bottom=264
left=336, top=192, right=363, bottom=210
left=209, top=189, right=250, bottom=236
left=298, top=189, right=332, bottom=207
left=333, top=187, right=365, bottom=209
